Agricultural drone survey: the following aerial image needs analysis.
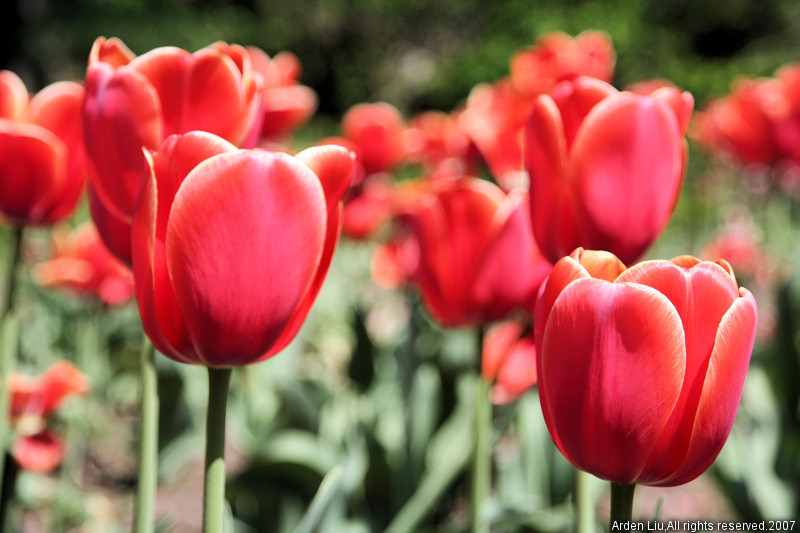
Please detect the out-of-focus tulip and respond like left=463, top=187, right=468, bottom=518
left=481, top=320, right=537, bottom=405
left=8, top=361, right=90, bottom=473
left=459, top=31, right=616, bottom=190
left=458, top=80, right=537, bottom=190
left=692, top=77, right=787, bottom=168
left=692, top=64, right=800, bottom=184
left=340, top=102, right=408, bottom=176
left=0, top=71, right=86, bottom=226
left=131, top=131, right=354, bottom=367
left=510, top=30, right=615, bottom=96
left=33, top=222, right=134, bottom=306
left=535, top=248, right=757, bottom=487
left=341, top=173, right=395, bottom=239
left=245, top=47, right=317, bottom=146
left=404, top=110, right=480, bottom=176
left=526, top=77, right=693, bottom=264
left=391, top=177, right=552, bottom=327
left=82, top=37, right=262, bottom=261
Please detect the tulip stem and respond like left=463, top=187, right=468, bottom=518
left=0, top=316, right=19, bottom=532
left=609, top=482, right=636, bottom=526
left=133, top=336, right=159, bottom=533
left=471, top=327, right=490, bottom=533
left=203, top=367, right=233, bottom=533
left=1, top=225, right=23, bottom=322
left=575, top=469, right=595, bottom=533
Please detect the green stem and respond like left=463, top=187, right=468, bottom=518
left=203, top=367, right=232, bottom=533
left=1, top=225, right=23, bottom=322
left=471, top=327, right=490, bottom=533
left=0, top=316, right=18, bottom=531
left=575, top=469, right=594, bottom=533
left=133, top=337, right=159, bottom=533
left=609, top=482, right=636, bottom=526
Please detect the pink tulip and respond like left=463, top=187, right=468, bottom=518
left=526, top=77, right=693, bottom=264
left=535, top=248, right=757, bottom=486
left=0, top=71, right=86, bottom=225
left=131, top=131, right=354, bottom=367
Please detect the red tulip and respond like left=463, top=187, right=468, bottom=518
left=459, top=32, right=615, bottom=191
left=458, top=79, right=537, bottom=190
left=393, top=177, right=552, bottom=327
left=131, top=131, right=354, bottom=367
left=245, top=47, right=318, bottom=145
left=341, top=172, right=395, bottom=239
left=535, top=248, right=757, bottom=486
left=526, top=77, right=693, bottom=264
left=8, top=361, right=90, bottom=473
left=33, top=222, right=134, bottom=306
left=340, top=102, right=408, bottom=175
left=0, top=71, right=86, bottom=226
left=692, top=77, right=786, bottom=167
left=691, top=65, right=800, bottom=182
left=404, top=110, right=480, bottom=176
left=481, top=320, right=537, bottom=405
left=510, top=30, right=615, bottom=96
left=82, top=37, right=262, bottom=260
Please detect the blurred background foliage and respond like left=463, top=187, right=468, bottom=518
left=1, top=0, right=800, bottom=531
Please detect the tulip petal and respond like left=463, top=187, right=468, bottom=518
left=263, top=203, right=342, bottom=359
left=132, top=133, right=238, bottom=363
left=166, top=151, right=326, bottom=366
left=89, top=36, right=135, bottom=68
left=89, top=184, right=132, bottom=264
left=472, top=189, right=550, bottom=321
left=616, top=260, right=740, bottom=482
left=413, top=179, right=503, bottom=326
left=549, top=76, right=616, bottom=149
left=492, top=335, right=537, bottom=405
left=0, top=70, right=29, bottom=122
left=526, top=94, right=574, bottom=262
left=0, top=122, right=67, bottom=224
left=184, top=49, right=251, bottom=144
left=540, top=278, right=685, bottom=483
left=83, top=63, right=163, bottom=220
left=295, top=144, right=356, bottom=213
left=569, top=94, right=683, bottom=264
left=13, top=431, right=65, bottom=474
left=482, top=320, right=525, bottom=381
left=653, top=288, right=757, bottom=486
left=128, top=47, right=190, bottom=137
left=28, top=82, right=87, bottom=223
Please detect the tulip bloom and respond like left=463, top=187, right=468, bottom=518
left=0, top=71, right=86, bottom=226
left=390, top=177, right=552, bottom=327
left=83, top=37, right=262, bottom=261
left=33, top=222, right=134, bottom=306
left=339, top=102, right=408, bottom=176
left=692, top=65, right=800, bottom=182
left=535, top=248, right=757, bottom=487
left=510, top=30, right=615, bottom=96
left=526, top=77, right=693, bottom=264
left=131, top=131, right=354, bottom=367
left=9, top=361, right=90, bottom=473
left=481, top=320, right=537, bottom=405
left=245, top=47, right=317, bottom=145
